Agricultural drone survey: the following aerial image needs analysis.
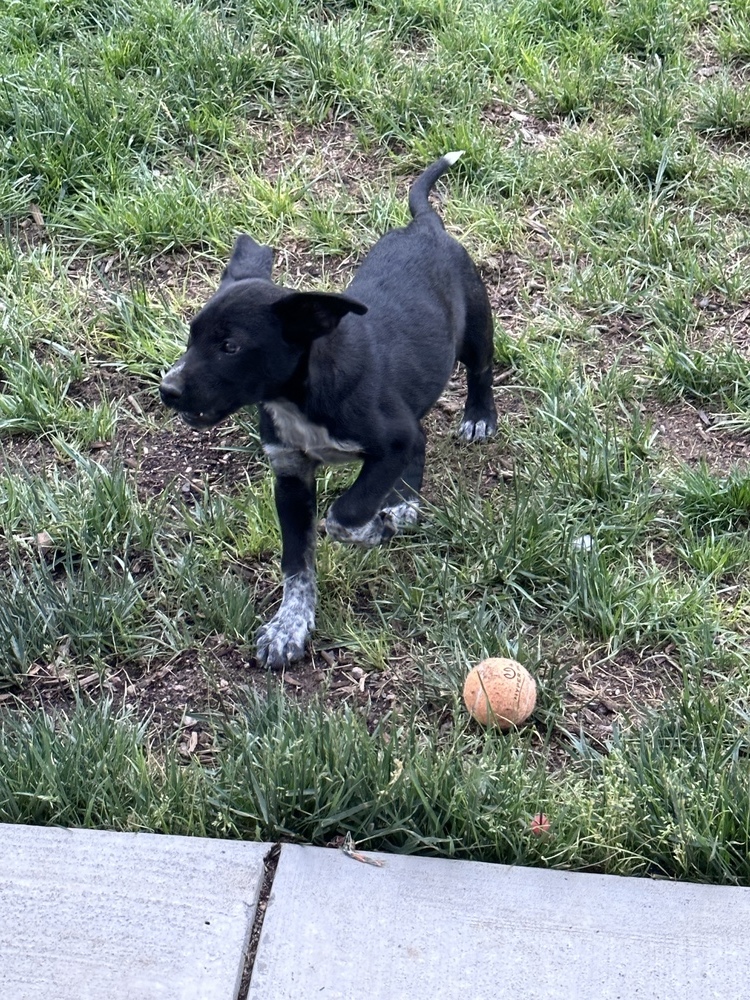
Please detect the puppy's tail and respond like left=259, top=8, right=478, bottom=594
left=408, top=150, right=464, bottom=221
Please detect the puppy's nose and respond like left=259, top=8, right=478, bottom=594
left=160, top=369, right=184, bottom=406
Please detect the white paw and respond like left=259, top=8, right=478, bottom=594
left=256, top=613, right=311, bottom=669
left=382, top=500, right=420, bottom=529
left=256, top=572, right=316, bottom=669
left=325, top=510, right=397, bottom=547
left=458, top=418, right=495, bottom=442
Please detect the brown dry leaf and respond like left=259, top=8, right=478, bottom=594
left=341, top=832, right=385, bottom=867
left=29, top=203, right=45, bottom=227
left=525, top=217, right=550, bottom=238
left=179, top=731, right=199, bottom=756
left=36, top=530, right=54, bottom=552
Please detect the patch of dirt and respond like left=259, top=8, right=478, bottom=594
left=261, top=119, right=389, bottom=193
left=0, top=366, right=268, bottom=500
left=567, top=297, right=750, bottom=475
left=480, top=103, right=563, bottom=148
left=271, top=240, right=356, bottom=296
left=645, top=398, right=750, bottom=474
left=688, top=9, right=750, bottom=91
left=10, top=216, right=48, bottom=254
left=5, top=632, right=403, bottom=747
left=119, top=417, right=266, bottom=502
left=579, top=312, right=648, bottom=372
left=479, top=252, right=529, bottom=329
left=695, top=299, right=750, bottom=355
left=551, top=642, right=682, bottom=754
left=422, top=364, right=527, bottom=501
left=67, top=368, right=159, bottom=411
left=0, top=434, right=62, bottom=478
left=86, top=252, right=219, bottom=320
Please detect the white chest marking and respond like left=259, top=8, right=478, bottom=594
left=263, top=401, right=361, bottom=464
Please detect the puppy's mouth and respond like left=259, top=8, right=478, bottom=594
left=179, top=410, right=229, bottom=429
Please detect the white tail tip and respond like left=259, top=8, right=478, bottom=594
left=443, top=150, right=465, bottom=166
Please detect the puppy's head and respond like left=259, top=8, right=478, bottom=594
left=160, top=236, right=366, bottom=428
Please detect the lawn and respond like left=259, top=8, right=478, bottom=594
left=1, top=0, right=750, bottom=883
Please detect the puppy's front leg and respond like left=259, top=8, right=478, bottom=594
left=256, top=447, right=318, bottom=669
left=325, top=448, right=412, bottom=547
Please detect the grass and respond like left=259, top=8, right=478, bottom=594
left=2, top=688, right=749, bottom=882
left=1, top=0, right=750, bottom=884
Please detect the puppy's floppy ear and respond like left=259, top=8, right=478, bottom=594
left=274, top=291, right=368, bottom=342
left=221, top=235, right=274, bottom=284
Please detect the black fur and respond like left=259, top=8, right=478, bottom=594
left=160, top=153, right=497, bottom=668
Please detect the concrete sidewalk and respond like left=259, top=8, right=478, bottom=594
left=0, top=824, right=267, bottom=1000
left=1, top=823, right=748, bottom=999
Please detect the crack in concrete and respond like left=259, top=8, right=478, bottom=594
left=237, top=842, right=281, bottom=999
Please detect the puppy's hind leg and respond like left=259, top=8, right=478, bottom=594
left=458, top=286, right=498, bottom=442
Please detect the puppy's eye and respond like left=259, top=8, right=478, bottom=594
left=221, top=340, right=240, bottom=354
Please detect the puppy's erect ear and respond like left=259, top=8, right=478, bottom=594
left=274, top=291, right=368, bottom=342
left=221, top=235, right=274, bottom=284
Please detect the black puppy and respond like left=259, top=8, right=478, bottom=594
left=160, top=152, right=497, bottom=669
